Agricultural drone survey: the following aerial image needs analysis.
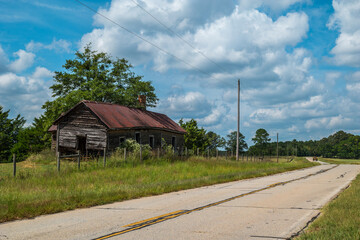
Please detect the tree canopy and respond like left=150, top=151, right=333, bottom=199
left=179, top=119, right=209, bottom=152
left=0, top=106, right=25, bottom=162
left=225, top=131, right=248, bottom=153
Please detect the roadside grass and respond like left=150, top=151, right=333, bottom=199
left=296, top=173, right=360, bottom=240
left=0, top=151, right=317, bottom=223
left=319, top=158, right=360, bottom=165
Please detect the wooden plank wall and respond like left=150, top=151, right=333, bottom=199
left=58, top=105, right=107, bottom=151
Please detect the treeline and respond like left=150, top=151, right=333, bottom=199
left=249, top=130, right=360, bottom=159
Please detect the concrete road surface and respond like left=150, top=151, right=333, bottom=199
left=1, top=164, right=359, bottom=240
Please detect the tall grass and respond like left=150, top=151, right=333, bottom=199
left=0, top=151, right=317, bottom=223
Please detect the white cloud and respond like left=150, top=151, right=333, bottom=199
left=81, top=1, right=308, bottom=73
left=249, top=108, right=286, bottom=124
left=0, top=67, right=53, bottom=123
left=328, top=0, right=360, bottom=67
left=305, top=115, right=352, bottom=130
left=156, top=91, right=212, bottom=118
left=26, top=39, right=72, bottom=53
left=8, top=49, right=35, bottom=73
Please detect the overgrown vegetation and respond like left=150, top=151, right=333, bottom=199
left=0, top=151, right=316, bottom=223
left=297, top=174, right=360, bottom=240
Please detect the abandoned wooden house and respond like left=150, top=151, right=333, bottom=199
left=48, top=99, right=186, bottom=155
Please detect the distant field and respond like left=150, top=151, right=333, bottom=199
left=0, top=151, right=317, bottom=223
left=319, top=158, right=360, bottom=165
left=297, top=173, right=360, bottom=240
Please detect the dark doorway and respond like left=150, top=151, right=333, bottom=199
left=149, top=136, right=154, bottom=148
left=76, top=136, right=87, bottom=153
left=135, top=132, right=140, bottom=143
left=172, top=136, right=176, bottom=148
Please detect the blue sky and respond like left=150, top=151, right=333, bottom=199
left=1, top=0, right=360, bottom=145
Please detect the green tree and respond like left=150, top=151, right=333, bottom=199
left=251, top=128, right=271, bottom=155
left=225, top=131, right=248, bottom=153
left=0, top=106, right=25, bottom=162
left=206, top=131, right=226, bottom=151
left=35, top=44, right=158, bottom=149
left=179, top=119, right=209, bottom=152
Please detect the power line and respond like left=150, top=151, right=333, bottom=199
left=74, top=0, right=221, bottom=81
left=130, top=0, right=227, bottom=73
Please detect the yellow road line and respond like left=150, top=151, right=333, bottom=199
left=122, top=210, right=184, bottom=227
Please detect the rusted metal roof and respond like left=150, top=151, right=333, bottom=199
left=48, top=125, right=57, bottom=132
left=52, top=100, right=186, bottom=134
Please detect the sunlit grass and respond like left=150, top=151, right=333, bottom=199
left=0, top=151, right=317, bottom=223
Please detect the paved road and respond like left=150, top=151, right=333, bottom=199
left=1, top=164, right=359, bottom=240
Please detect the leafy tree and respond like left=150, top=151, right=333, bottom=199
left=0, top=106, right=25, bottom=162
left=179, top=119, right=209, bottom=152
left=35, top=44, right=158, bottom=148
left=11, top=126, right=46, bottom=161
left=251, top=128, right=271, bottom=155
left=252, top=128, right=271, bottom=145
left=225, top=131, right=247, bottom=153
left=206, top=131, right=226, bottom=151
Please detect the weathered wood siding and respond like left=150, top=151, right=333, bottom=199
left=58, top=105, right=107, bottom=151
left=108, top=129, right=184, bottom=150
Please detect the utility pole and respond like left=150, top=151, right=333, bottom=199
left=277, top=133, right=279, bottom=163
left=236, top=79, right=240, bottom=161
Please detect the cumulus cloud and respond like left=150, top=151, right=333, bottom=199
left=0, top=67, right=53, bottom=122
left=26, top=39, right=72, bottom=53
left=81, top=1, right=308, bottom=73
left=327, top=0, right=360, bottom=67
left=305, top=115, right=353, bottom=130
left=8, top=49, right=35, bottom=73
left=156, top=91, right=212, bottom=118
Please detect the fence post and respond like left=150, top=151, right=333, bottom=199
left=207, top=149, right=210, bottom=159
left=157, top=147, right=160, bottom=159
left=103, top=147, right=107, bottom=167
left=185, top=147, right=188, bottom=157
left=216, top=149, right=218, bottom=160
left=124, top=148, right=127, bottom=162
left=77, top=150, right=80, bottom=170
left=57, top=151, right=60, bottom=172
left=197, top=148, right=199, bottom=156
left=13, top=154, right=16, bottom=177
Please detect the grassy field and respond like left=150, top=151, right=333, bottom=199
left=296, top=173, right=360, bottom=240
left=0, top=151, right=317, bottom=223
left=319, top=157, right=360, bottom=165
